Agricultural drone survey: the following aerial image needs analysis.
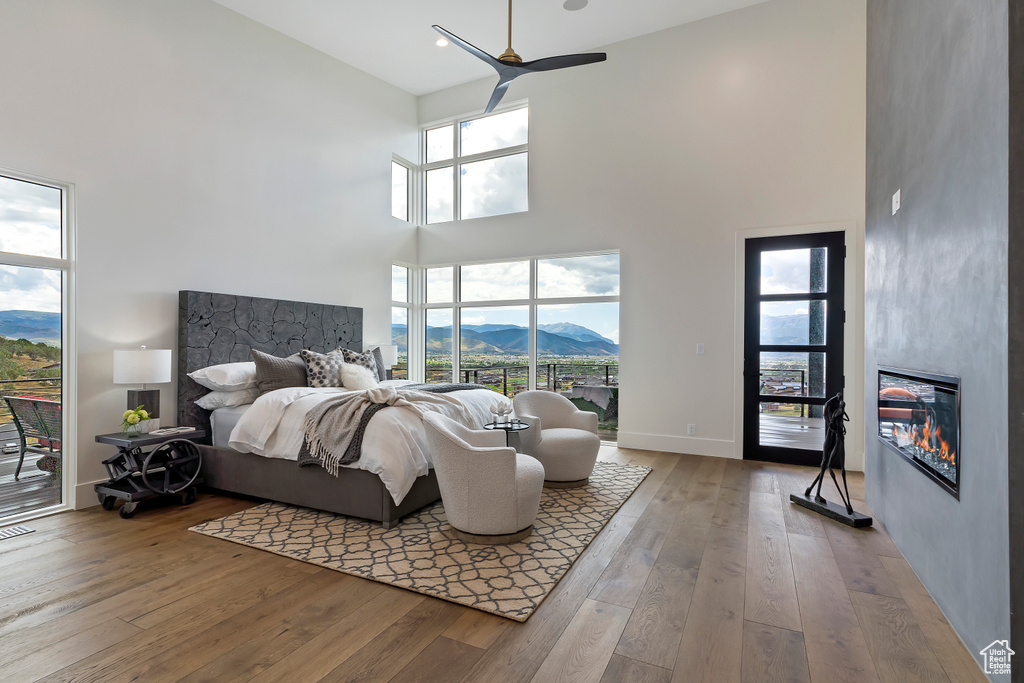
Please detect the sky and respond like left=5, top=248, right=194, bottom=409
left=760, top=247, right=825, bottom=295
left=425, top=108, right=529, bottom=223
left=0, top=175, right=63, bottom=312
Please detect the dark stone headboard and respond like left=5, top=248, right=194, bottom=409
left=177, top=290, right=363, bottom=438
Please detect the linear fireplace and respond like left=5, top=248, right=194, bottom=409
left=877, top=366, right=960, bottom=499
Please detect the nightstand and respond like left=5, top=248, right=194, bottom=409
left=94, top=429, right=206, bottom=518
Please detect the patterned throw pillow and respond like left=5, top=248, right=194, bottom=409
left=299, top=349, right=347, bottom=388
left=341, top=349, right=378, bottom=376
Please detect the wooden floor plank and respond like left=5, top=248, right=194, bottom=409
left=458, top=510, right=640, bottom=683
left=600, top=654, right=673, bottom=683
left=319, top=599, right=463, bottom=683
left=823, top=520, right=900, bottom=598
left=741, top=620, right=810, bottom=683
left=744, top=491, right=801, bottom=631
left=614, top=461, right=718, bottom=670
left=442, top=609, right=510, bottom=650
left=878, top=556, right=987, bottom=683
left=590, top=458, right=690, bottom=608
left=789, top=533, right=880, bottom=683
left=849, top=590, right=950, bottom=683
left=176, top=575, right=382, bottom=683
left=0, top=455, right=984, bottom=683
left=37, top=562, right=314, bottom=683
left=530, top=599, right=632, bottom=683
left=247, top=587, right=425, bottom=683
left=389, top=636, right=486, bottom=683
left=673, top=523, right=746, bottom=683
left=0, top=617, right=142, bottom=681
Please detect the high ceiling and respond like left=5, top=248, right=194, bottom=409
left=211, top=0, right=770, bottom=96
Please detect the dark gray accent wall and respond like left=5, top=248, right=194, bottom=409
left=1008, top=2, right=1024, bottom=681
left=866, top=0, right=1009, bottom=677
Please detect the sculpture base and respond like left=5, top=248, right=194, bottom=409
left=790, top=493, right=873, bottom=528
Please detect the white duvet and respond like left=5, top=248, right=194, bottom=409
left=227, top=380, right=507, bottom=505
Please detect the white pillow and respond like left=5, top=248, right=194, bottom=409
left=189, top=361, right=257, bottom=391
left=341, top=363, right=379, bottom=391
left=194, top=387, right=259, bottom=410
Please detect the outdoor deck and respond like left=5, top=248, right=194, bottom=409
left=0, top=423, right=61, bottom=519
left=760, top=413, right=825, bottom=451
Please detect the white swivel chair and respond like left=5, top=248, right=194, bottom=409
left=423, top=412, right=545, bottom=544
left=512, top=390, right=601, bottom=488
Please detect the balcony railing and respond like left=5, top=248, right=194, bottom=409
left=0, top=377, right=62, bottom=425
left=759, top=369, right=807, bottom=417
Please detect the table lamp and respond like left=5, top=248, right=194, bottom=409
left=113, top=346, right=172, bottom=424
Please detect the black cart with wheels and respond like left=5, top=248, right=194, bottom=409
left=94, top=430, right=205, bottom=518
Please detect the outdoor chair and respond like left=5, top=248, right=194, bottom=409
left=4, top=396, right=62, bottom=481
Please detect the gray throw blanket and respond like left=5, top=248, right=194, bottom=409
left=297, top=383, right=488, bottom=475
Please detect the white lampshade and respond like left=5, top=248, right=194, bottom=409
left=113, top=347, right=172, bottom=385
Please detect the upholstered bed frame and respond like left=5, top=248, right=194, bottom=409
left=176, top=290, right=440, bottom=528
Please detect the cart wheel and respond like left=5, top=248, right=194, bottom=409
left=100, top=494, right=115, bottom=511
left=119, top=502, right=138, bottom=519
left=181, top=487, right=197, bottom=506
left=141, top=440, right=202, bottom=495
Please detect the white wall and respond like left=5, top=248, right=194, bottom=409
left=0, top=0, right=418, bottom=502
left=417, top=0, right=867, bottom=467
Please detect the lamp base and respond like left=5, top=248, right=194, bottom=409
left=127, top=389, right=160, bottom=419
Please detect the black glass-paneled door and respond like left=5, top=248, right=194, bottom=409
left=743, top=232, right=845, bottom=466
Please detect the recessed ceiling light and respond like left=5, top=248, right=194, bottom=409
left=563, top=0, right=588, bottom=10
left=436, top=38, right=449, bottom=47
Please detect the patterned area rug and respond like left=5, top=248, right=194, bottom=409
left=190, top=460, right=650, bottom=621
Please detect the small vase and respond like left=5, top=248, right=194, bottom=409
left=123, top=423, right=143, bottom=436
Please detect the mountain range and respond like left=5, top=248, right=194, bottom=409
left=392, top=322, right=618, bottom=357
left=0, top=310, right=61, bottom=346
left=760, top=313, right=816, bottom=345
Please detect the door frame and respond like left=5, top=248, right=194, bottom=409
left=731, top=221, right=864, bottom=469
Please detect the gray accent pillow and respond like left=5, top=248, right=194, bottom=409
left=251, top=350, right=308, bottom=396
left=370, top=347, right=387, bottom=382
left=300, top=348, right=347, bottom=388
left=341, top=348, right=378, bottom=377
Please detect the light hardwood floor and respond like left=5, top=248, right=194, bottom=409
left=0, top=448, right=986, bottom=682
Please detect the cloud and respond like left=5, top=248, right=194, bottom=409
left=0, top=175, right=62, bottom=258
left=427, top=267, right=454, bottom=303
left=760, top=248, right=825, bottom=294
left=0, top=265, right=61, bottom=312
left=461, top=261, right=530, bottom=301
left=460, top=152, right=528, bottom=220
left=538, top=254, right=620, bottom=297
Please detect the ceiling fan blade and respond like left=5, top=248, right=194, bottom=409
left=484, top=78, right=515, bottom=114
left=433, top=25, right=503, bottom=71
left=520, top=52, right=607, bottom=73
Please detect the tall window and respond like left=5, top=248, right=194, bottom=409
left=391, top=159, right=410, bottom=222
left=419, top=253, right=620, bottom=440
left=423, top=106, right=529, bottom=224
left=0, top=170, right=72, bottom=519
left=390, top=265, right=410, bottom=379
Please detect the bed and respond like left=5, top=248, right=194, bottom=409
left=177, top=290, right=485, bottom=528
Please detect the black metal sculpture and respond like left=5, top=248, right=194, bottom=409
left=790, top=393, right=873, bottom=528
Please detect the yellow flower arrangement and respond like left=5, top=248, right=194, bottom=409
left=121, top=406, right=150, bottom=433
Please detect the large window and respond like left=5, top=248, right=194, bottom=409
left=390, top=265, right=410, bottom=379
left=423, top=106, right=528, bottom=224
left=0, top=170, right=72, bottom=520
left=414, top=252, right=620, bottom=440
left=390, top=160, right=410, bottom=222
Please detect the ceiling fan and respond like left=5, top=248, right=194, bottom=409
left=433, top=0, right=607, bottom=114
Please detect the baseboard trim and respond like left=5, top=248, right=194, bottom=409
left=617, top=432, right=736, bottom=458
left=75, top=479, right=107, bottom=509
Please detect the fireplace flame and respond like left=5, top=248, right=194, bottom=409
left=911, top=415, right=956, bottom=465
